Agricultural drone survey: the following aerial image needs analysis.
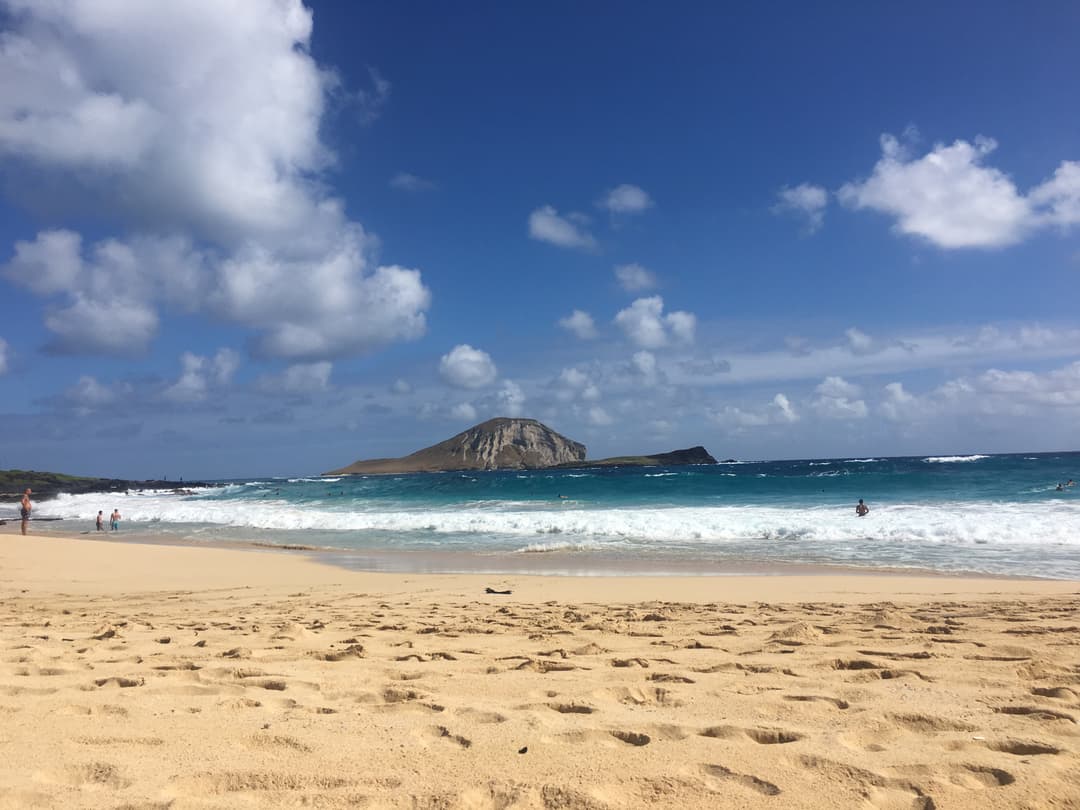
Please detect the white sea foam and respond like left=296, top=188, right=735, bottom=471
left=808, top=462, right=832, bottom=467
left=924, top=455, right=990, bottom=464
left=43, top=492, right=1080, bottom=552
left=844, top=458, right=879, bottom=463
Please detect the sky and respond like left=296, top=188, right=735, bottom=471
left=1, top=0, right=1079, bottom=479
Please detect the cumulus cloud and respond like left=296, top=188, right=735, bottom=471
left=813, top=375, right=867, bottom=419
left=632, top=350, right=660, bottom=386
left=772, top=183, right=828, bottom=233
left=838, top=133, right=1080, bottom=248
left=587, top=406, right=613, bottom=426
left=614, top=296, right=696, bottom=348
left=599, top=184, right=653, bottom=214
left=4, top=229, right=207, bottom=354
left=494, top=380, right=526, bottom=416
left=555, top=367, right=600, bottom=403
left=879, top=382, right=922, bottom=422
left=450, top=401, right=478, bottom=422
left=845, top=327, right=876, bottom=355
left=0, top=1, right=430, bottom=359
left=614, top=263, right=657, bottom=292
left=214, top=241, right=430, bottom=359
left=65, top=375, right=117, bottom=408
left=439, top=344, right=497, bottom=389
left=391, top=378, right=412, bottom=395
left=528, top=205, right=597, bottom=250
left=162, top=348, right=240, bottom=403
left=711, top=393, right=799, bottom=429
left=389, top=172, right=435, bottom=192
left=816, top=376, right=862, bottom=400
left=558, top=309, right=598, bottom=340
left=258, top=361, right=332, bottom=394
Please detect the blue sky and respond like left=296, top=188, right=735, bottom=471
left=1, top=0, right=1079, bottom=479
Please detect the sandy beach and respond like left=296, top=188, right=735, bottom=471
left=1, top=526, right=1079, bottom=809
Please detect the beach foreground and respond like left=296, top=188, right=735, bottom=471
left=1, top=529, right=1079, bottom=809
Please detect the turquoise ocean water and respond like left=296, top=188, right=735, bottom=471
left=39, top=452, right=1080, bottom=578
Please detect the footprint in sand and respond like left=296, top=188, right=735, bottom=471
left=783, top=694, right=849, bottom=710
left=695, top=764, right=781, bottom=796
left=700, top=725, right=803, bottom=744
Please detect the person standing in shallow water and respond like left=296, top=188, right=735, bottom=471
left=96, top=511, right=104, bottom=531
left=19, top=489, right=32, bottom=535
left=856, top=498, right=869, bottom=517
left=110, top=509, right=121, bottom=531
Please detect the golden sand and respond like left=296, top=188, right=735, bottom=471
left=1, top=527, right=1078, bottom=809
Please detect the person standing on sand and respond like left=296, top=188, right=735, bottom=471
left=110, top=509, right=121, bottom=531
left=96, top=511, right=104, bottom=531
left=856, top=498, right=869, bottom=517
left=19, top=489, right=32, bottom=535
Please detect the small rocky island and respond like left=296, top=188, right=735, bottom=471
left=325, top=417, right=716, bottom=475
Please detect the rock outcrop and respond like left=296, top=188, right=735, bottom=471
left=326, top=418, right=587, bottom=475
left=557, top=446, right=718, bottom=468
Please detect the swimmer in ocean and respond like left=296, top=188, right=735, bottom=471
left=855, top=498, right=869, bottom=517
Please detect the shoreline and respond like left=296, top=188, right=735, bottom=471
left=2, top=523, right=1078, bottom=600
left=1, top=521, right=1072, bottom=583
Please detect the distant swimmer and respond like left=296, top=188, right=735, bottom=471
left=1056, top=483, right=1065, bottom=492
left=558, top=494, right=569, bottom=500
left=1068, top=480, right=1076, bottom=487
left=855, top=498, right=869, bottom=517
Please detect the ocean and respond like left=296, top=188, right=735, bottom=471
left=34, top=451, right=1080, bottom=579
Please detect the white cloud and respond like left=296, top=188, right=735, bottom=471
left=772, top=183, right=828, bottom=233
left=528, top=205, right=597, bottom=250
left=0, top=337, right=7, bottom=374
left=558, top=309, right=598, bottom=340
left=439, top=344, right=497, bottom=389
left=838, top=133, right=1080, bottom=248
left=213, top=242, right=430, bottom=359
left=163, top=348, right=240, bottom=402
left=845, top=327, right=876, bottom=355
left=1029, top=162, right=1080, bottom=229
left=587, top=406, right=613, bottom=426
left=773, top=393, right=799, bottom=423
left=599, top=184, right=653, bottom=214
left=389, top=172, right=435, bottom=192
left=816, top=376, right=862, bottom=399
left=45, top=295, right=160, bottom=356
left=450, top=401, right=477, bottom=422
left=814, top=394, right=868, bottom=420
left=873, top=360, right=1080, bottom=428
left=494, top=380, right=526, bottom=416
left=4, top=229, right=206, bottom=354
left=614, top=296, right=696, bottom=348
left=258, top=361, right=332, bottom=394
left=632, top=350, right=659, bottom=386
left=0, top=1, right=430, bottom=360
left=879, top=382, right=923, bottom=422
left=614, top=263, right=657, bottom=292
left=711, top=393, right=799, bottom=429
left=555, top=367, right=600, bottom=402
left=65, top=375, right=116, bottom=408
left=391, top=378, right=412, bottom=395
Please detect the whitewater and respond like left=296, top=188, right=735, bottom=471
left=29, top=451, right=1080, bottom=579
